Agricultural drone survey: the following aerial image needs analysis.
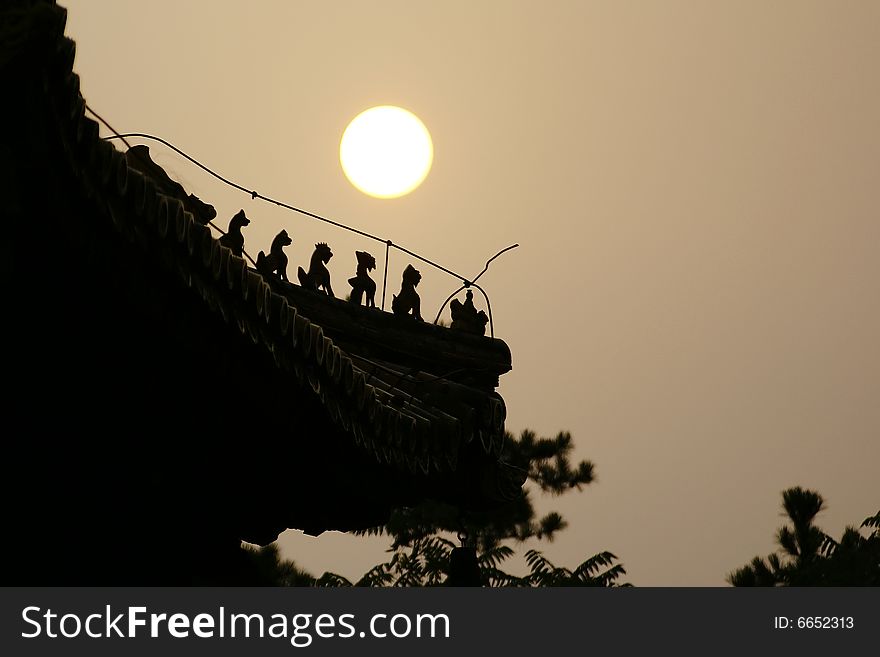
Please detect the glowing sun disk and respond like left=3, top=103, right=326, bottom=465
left=340, top=106, right=433, bottom=199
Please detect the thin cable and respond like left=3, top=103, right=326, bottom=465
left=98, top=131, right=497, bottom=287
left=90, top=123, right=519, bottom=334
left=471, top=243, right=519, bottom=286
left=433, top=245, right=518, bottom=337
left=84, top=105, right=133, bottom=151
left=84, top=106, right=259, bottom=267
left=102, top=132, right=379, bottom=239
left=382, top=240, right=391, bottom=311
left=435, top=285, right=467, bottom=326
left=471, top=282, right=495, bottom=339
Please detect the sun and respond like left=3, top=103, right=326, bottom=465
left=340, top=106, right=433, bottom=199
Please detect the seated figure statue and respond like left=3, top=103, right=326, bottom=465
left=450, top=289, right=489, bottom=336
left=347, top=251, right=376, bottom=307
left=391, top=264, right=423, bottom=321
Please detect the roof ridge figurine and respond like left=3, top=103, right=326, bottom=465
left=256, top=229, right=292, bottom=282
left=218, top=209, right=250, bottom=257
left=298, top=242, right=335, bottom=296
left=347, top=250, right=376, bottom=307
left=392, top=264, right=423, bottom=321
left=450, top=289, right=489, bottom=336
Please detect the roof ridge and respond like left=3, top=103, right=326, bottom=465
left=22, top=1, right=518, bottom=502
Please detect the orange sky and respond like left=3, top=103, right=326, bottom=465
left=66, top=0, right=879, bottom=585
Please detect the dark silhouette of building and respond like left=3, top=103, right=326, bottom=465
left=0, top=0, right=523, bottom=584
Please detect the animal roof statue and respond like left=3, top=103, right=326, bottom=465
left=218, top=209, right=250, bottom=257
left=256, top=229, right=292, bottom=282
left=298, top=242, right=334, bottom=296
left=391, top=264, right=422, bottom=321
left=347, top=250, right=376, bottom=307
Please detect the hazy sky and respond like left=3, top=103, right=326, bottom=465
left=66, top=1, right=879, bottom=585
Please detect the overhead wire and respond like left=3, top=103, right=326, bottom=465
left=85, top=105, right=517, bottom=335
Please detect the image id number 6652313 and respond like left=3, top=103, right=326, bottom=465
left=774, top=617, right=854, bottom=629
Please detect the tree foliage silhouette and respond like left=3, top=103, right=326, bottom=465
left=322, top=429, right=628, bottom=586
left=727, top=487, right=879, bottom=586
left=240, top=429, right=628, bottom=586
left=240, top=543, right=354, bottom=587
left=240, top=543, right=316, bottom=586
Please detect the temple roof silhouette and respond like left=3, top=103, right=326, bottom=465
left=0, top=0, right=524, bottom=583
